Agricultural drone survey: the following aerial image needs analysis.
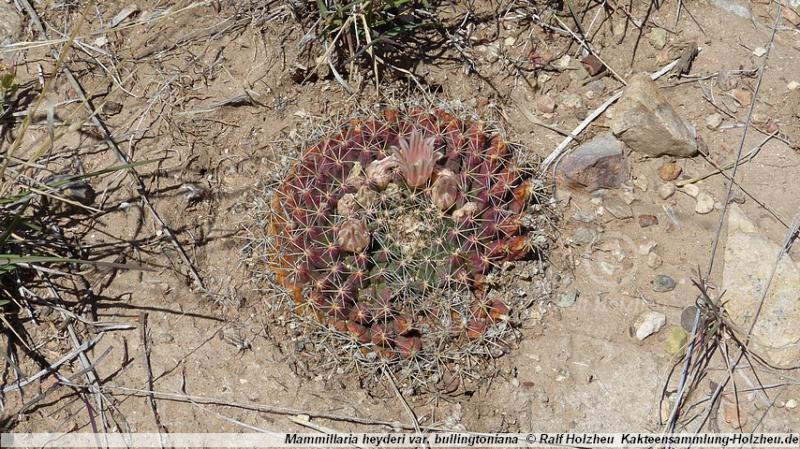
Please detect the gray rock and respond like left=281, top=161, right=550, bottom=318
left=0, top=3, right=22, bottom=47
left=706, top=113, right=723, bottom=130
left=556, top=133, right=629, bottom=192
left=610, top=74, right=698, bottom=158
left=561, top=92, right=583, bottom=109
left=570, top=226, right=597, bottom=246
left=604, top=196, right=634, bottom=219
left=723, top=205, right=800, bottom=368
left=658, top=182, right=677, bottom=199
left=586, top=79, right=606, bottom=97
left=556, top=289, right=579, bottom=308
left=681, top=305, right=700, bottom=332
left=651, top=274, right=676, bottom=292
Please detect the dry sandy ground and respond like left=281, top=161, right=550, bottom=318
left=2, top=0, right=800, bottom=439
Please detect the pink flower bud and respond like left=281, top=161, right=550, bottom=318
left=337, top=218, right=370, bottom=253
left=365, top=155, right=399, bottom=190
left=430, top=169, right=460, bottom=211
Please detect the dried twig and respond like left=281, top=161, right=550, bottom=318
left=17, top=0, right=209, bottom=293
left=140, top=313, right=168, bottom=437
left=1, top=335, right=103, bottom=394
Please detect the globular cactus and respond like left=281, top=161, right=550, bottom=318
left=267, top=106, right=545, bottom=386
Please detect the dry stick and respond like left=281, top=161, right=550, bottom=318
left=666, top=5, right=782, bottom=436
left=289, top=416, right=363, bottom=449
left=384, top=370, right=423, bottom=436
left=1, top=334, right=103, bottom=394
left=40, top=256, right=111, bottom=434
left=2, top=346, right=114, bottom=431
left=140, top=313, right=168, bottom=438
left=699, top=89, right=793, bottom=148
left=18, top=0, right=209, bottom=293
left=541, top=57, right=681, bottom=169
left=357, top=13, right=380, bottom=91
left=674, top=132, right=776, bottom=187
left=66, top=322, right=108, bottom=433
left=75, top=384, right=457, bottom=431
left=694, top=149, right=789, bottom=231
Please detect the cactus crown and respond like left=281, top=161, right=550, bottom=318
left=264, top=105, right=548, bottom=391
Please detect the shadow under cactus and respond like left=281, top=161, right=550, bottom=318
left=247, top=102, right=553, bottom=393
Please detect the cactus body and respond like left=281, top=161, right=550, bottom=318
left=268, top=107, right=540, bottom=369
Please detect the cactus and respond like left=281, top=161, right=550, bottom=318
left=266, top=106, right=547, bottom=388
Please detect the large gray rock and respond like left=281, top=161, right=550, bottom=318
left=610, top=74, right=698, bottom=158
left=723, top=205, right=800, bottom=368
left=556, top=132, right=629, bottom=192
left=0, top=3, right=22, bottom=47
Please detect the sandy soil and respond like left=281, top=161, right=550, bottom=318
left=2, top=0, right=800, bottom=440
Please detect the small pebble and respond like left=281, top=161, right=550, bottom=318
left=651, top=274, right=676, bottom=292
left=536, top=95, right=556, bottom=114
left=633, top=311, right=667, bottom=341
left=728, top=187, right=746, bottom=204
left=664, top=326, right=688, bottom=355
left=620, top=190, right=636, bottom=205
left=648, top=28, right=667, bottom=49
left=581, top=54, right=605, bottom=76
left=681, top=305, right=699, bottom=331
left=586, top=79, right=606, bottom=97
left=682, top=184, right=700, bottom=198
left=504, top=36, right=516, bottom=46
left=733, top=87, right=753, bottom=105
left=723, top=402, right=748, bottom=428
left=638, top=240, right=658, bottom=256
left=705, top=113, right=723, bottom=130
left=751, top=112, right=768, bottom=125
left=766, top=120, right=780, bottom=134
left=632, top=176, right=648, bottom=192
left=570, top=227, right=597, bottom=246
left=638, top=214, right=659, bottom=228
left=658, top=182, right=676, bottom=199
left=695, top=192, right=715, bottom=214
left=647, top=252, right=663, bottom=269
left=658, top=163, right=682, bottom=181
left=753, top=46, right=767, bottom=57
left=789, top=81, right=800, bottom=91
left=786, top=399, right=798, bottom=409
left=604, top=197, right=634, bottom=219
left=556, top=289, right=579, bottom=308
